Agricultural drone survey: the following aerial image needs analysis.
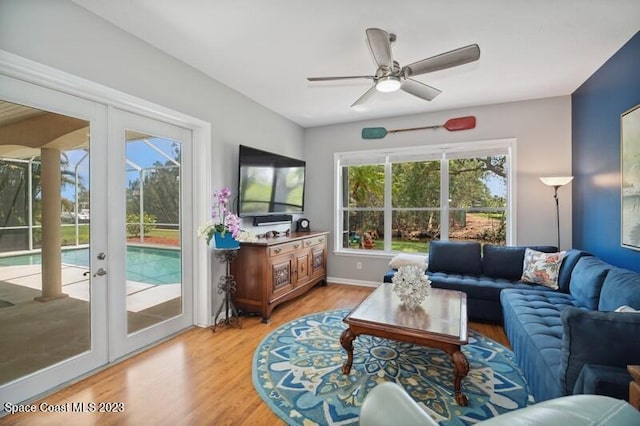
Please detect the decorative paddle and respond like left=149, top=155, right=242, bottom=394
left=361, top=116, right=476, bottom=139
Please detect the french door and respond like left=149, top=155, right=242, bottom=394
left=108, top=108, right=193, bottom=360
left=0, top=75, right=194, bottom=405
left=0, top=74, right=109, bottom=405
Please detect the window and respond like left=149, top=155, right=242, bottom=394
left=335, top=139, right=514, bottom=254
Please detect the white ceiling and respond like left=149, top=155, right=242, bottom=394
left=72, top=0, right=640, bottom=128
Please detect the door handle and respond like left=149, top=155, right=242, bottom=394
left=93, top=268, right=107, bottom=277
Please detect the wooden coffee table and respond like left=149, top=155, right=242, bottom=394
left=340, top=285, right=470, bottom=405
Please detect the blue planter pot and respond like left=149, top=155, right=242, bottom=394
left=213, top=232, right=240, bottom=249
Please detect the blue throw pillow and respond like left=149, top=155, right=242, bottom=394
left=482, top=244, right=557, bottom=281
left=427, top=241, right=481, bottom=275
left=557, top=250, right=591, bottom=293
left=570, top=257, right=611, bottom=309
left=598, top=267, right=640, bottom=311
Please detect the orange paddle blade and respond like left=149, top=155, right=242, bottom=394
left=443, top=116, right=476, bottom=131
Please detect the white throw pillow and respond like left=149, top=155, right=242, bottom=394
left=389, top=253, right=427, bottom=270
left=615, top=305, right=640, bottom=313
left=521, top=248, right=566, bottom=289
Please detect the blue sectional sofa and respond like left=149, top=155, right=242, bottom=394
left=502, top=256, right=640, bottom=402
left=383, top=241, right=640, bottom=402
left=383, top=241, right=576, bottom=322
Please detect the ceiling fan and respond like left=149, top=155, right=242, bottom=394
left=307, top=28, right=480, bottom=107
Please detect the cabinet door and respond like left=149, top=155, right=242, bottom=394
left=270, top=256, right=294, bottom=297
left=295, top=252, right=310, bottom=285
left=311, top=246, right=326, bottom=278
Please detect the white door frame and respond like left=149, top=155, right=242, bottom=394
left=0, top=49, right=213, bottom=404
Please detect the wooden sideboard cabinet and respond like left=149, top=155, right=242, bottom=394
left=230, top=231, right=328, bottom=323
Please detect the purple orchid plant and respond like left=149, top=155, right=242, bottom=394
left=199, top=187, right=241, bottom=245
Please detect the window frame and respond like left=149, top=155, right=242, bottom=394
left=333, top=138, right=517, bottom=256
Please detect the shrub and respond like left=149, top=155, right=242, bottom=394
left=126, top=213, right=157, bottom=237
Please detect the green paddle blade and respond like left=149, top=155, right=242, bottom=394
left=361, top=127, right=388, bottom=139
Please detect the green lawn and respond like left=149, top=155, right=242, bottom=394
left=57, top=225, right=179, bottom=245
left=144, top=229, right=179, bottom=239
left=390, top=239, right=429, bottom=253
left=350, top=239, right=427, bottom=253
left=60, top=225, right=89, bottom=245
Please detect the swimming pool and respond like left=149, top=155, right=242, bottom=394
left=0, top=246, right=181, bottom=285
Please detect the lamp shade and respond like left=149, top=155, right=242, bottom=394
left=540, top=176, right=573, bottom=187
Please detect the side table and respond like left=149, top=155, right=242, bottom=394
left=211, top=248, right=242, bottom=331
left=630, top=365, right=640, bottom=410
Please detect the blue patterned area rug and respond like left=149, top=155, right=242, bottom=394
left=253, top=309, right=533, bottom=425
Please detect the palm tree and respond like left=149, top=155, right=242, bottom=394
left=0, top=156, right=81, bottom=246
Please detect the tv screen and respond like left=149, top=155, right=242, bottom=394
left=238, top=145, right=306, bottom=216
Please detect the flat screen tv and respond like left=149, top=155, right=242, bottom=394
left=238, top=145, right=306, bottom=217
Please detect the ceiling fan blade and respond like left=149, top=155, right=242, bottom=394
left=307, top=75, right=374, bottom=82
left=401, top=78, right=441, bottom=101
left=403, top=44, right=480, bottom=77
left=351, top=85, right=377, bottom=107
left=366, top=28, right=393, bottom=68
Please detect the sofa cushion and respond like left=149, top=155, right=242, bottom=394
left=521, top=249, right=566, bottom=289
left=598, top=266, right=640, bottom=311
left=482, top=244, right=557, bottom=281
left=557, top=250, right=590, bottom=293
left=560, top=307, right=640, bottom=396
left=569, top=257, right=611, bottom=309
left=427, top=241, right=481, bottom=275
left=430, top=272, right=550, bottom=301
left=500, top=288, right=584, bottom=402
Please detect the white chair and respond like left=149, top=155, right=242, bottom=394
left=359, top=382, right=640, bottom=426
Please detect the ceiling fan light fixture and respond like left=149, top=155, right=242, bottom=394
left=376, top=76, right=401, bottom=93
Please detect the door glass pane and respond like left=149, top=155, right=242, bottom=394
left=125, top=131, right=182, bottom=333
left=0, top=99, right=91, bottom=384
left=449, top=156, right=507, bottom=244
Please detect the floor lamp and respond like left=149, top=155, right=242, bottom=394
left=540, top=176, right=574, bottom=249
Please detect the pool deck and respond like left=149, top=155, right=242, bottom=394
left=0, top=264, right=180, bottom=312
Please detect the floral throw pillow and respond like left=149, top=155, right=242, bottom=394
left=521, top=248, right=566, bottom=289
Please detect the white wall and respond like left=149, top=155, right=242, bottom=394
left=304, top=96, right=572, bottom=284
left=0, top=0, right=304, bottom=189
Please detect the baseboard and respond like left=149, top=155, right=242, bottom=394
left=326, top=276, right=380, bottom=288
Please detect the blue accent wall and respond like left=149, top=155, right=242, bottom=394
left=572, top=31, right=640, bottom=272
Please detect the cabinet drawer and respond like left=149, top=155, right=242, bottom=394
left=303, top=235, right=326, bottom=248
left=269, top=241, right=304, bottom=257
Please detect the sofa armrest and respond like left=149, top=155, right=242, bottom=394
left=560, top=307, right=640, bottom=395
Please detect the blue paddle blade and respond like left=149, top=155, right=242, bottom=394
left=361, top=127, right=388, bottom=139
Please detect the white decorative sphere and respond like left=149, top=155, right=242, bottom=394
left=391, top=265, right=431, bottom=309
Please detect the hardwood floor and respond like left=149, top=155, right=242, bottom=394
left=3, top=284, right=508, bottom=425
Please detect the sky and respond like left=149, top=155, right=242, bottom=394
left=61, top=137, right=179, bottom=202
